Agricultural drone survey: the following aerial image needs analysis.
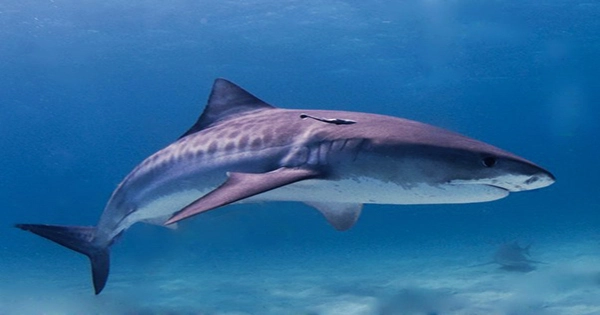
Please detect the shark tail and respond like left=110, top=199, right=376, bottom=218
left=15, top=224, right=110, bottom=295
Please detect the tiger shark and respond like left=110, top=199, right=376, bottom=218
left=16, top=78, right=555, bottom=294
left=472, top=241, right=543, bottom=272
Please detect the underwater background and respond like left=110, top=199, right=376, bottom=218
left=1, top=1, right=599, bottom=314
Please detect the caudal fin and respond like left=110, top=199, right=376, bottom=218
left=15, top=224, right=110, bottom=294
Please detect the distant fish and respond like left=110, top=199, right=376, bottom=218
left=476, top=241, right=543, bottom=272
left=15, top=79, right=555, bottom=294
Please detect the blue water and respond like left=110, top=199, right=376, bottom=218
left=1, top=1, right=599, bottom=314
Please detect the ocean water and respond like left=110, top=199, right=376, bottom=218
left=1, top=1, right=599, bottom=314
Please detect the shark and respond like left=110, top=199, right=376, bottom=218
left=472, top=241, right=543, bottom=272
left=16, top=78, right=555, bottom=294
left=492, top=241, right=542, bottom=271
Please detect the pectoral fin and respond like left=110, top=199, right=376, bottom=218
left=305, top=201, right=363, bottom=231
left=165, top=167, right=321, bottom=225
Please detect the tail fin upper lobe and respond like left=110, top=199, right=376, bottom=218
left=15, top=224, right=110, bottom=294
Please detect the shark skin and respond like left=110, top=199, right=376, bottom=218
left=16, top=78, right=555, bottom=294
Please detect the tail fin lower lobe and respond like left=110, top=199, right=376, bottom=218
left=15, top=224, right=110, bottom=294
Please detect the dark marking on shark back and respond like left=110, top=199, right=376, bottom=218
left=239, top=135, right=249, bottom=148
left=224, top=142, right=235, bottom=152
left=229, top=130, right=241, bottom=139
left=207, top=142, right=218, bottom=154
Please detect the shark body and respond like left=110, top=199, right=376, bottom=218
left=472, top=241, right=542, bottom=272
left=16, top=78, right=555, bottom=294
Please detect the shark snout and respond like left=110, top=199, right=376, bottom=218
left=520, top=170, right=555, bottom=191
left=490, top=169, right=555, bottom=192
left=525, top=171, right=555, bottom=187
left=450, top=168, right=554, bottom=193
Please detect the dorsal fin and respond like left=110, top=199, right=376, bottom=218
left=180, top=78, right=274, bottom=139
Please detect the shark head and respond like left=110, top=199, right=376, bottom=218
left=400, top=137, right=556, bottom=194
left=340, top=114, right=555, bottom=204
left=445, top=150, right=555, bottom=193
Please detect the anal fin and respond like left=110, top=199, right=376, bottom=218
left=166, top=167, right=321, bottom=225
left=305, top=202, right=363, bottom=231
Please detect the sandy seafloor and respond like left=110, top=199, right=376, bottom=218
left=2, top=223, right=599, bottom=315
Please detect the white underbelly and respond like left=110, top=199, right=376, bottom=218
left=123, top=176, right=508, bottom=229
left=123, top=188, right=209, bottom=228
left=254, top=177, right=509, bottom=204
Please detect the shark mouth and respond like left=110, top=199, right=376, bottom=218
left=483, top=184, right=511, bottom=193
left=449, top=172, right=554, bottom=193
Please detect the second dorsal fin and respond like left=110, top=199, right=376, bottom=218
left=180, top=78, right=274, bottom=138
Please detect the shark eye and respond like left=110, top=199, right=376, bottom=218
left=481, top=156, right=497, bottom=167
